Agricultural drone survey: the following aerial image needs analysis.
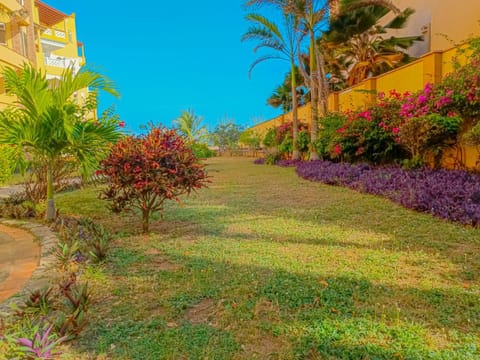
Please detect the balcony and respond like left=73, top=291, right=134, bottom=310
left=40, top=28, right=68, bottom=44
left=44, top=55, right=82, bottom=74
left=0, top=44, right=30, bottom=68
left=1, top=0, right=23, bottom=12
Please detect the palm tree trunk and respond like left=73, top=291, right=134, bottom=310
left=291, top=63, right=300, bottom=160
left=309, top=31, right=320, bottom=161
left=45, top=161, right=55, bottom=221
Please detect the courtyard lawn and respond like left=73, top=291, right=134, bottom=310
left=56, top=157, right=480, bottom=359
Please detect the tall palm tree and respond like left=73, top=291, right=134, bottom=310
left=248, top=0, right=404, bottom=160
left=173, top=109, right=209, bottom=143
left=242, top=9, right=303, bottom=159
left=0, top=64, right=121, bottom=220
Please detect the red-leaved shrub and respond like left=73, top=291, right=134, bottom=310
left=99, top=127, right=208, bottom=232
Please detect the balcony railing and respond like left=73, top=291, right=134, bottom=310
left=44, top=56, right=82, bottom=73
left=41, top=28, right=68, bottom=44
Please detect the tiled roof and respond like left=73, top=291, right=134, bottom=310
left=35, top=1, right=69, bottom=26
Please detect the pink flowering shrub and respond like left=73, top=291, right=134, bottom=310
left=331, top=93, right=406, bottom=164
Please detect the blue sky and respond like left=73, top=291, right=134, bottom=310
left=45, top=0, right=289, bottom=133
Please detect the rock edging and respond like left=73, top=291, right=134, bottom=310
left=0, top=220, right=58, bottom=314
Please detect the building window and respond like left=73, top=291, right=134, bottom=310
left=20, top=28, right=28, bottom=57
left=0, top=23, right=6, bottom=45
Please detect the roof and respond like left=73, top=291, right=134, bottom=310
left=35, top=1, right=69, bottom=27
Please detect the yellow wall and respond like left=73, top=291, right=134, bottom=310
left=386, top=0, right=480, bottom=57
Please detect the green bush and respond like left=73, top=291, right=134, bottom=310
left=263, top=128, right=277, bottom=148
left=190, top=143, right=216, bottom=159
left=0, top=144, right=15, bottom=184
left=314, top=112, right=348, bottom=160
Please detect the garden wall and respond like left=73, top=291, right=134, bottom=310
left=251, top=45, right=479, bottom=169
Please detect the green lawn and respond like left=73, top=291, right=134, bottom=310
left=56, top=157, right=480, bottom=359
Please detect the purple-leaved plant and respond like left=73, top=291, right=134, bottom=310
left=295, top=161, right=480, bottom=226
left=17, top=323, right=66, bottom=360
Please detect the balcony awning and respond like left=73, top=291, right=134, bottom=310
left=35, top=0, right=69, bottom=26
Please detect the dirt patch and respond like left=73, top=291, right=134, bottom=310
left=184, top=298, right=217, bottom=326
left=241, top=335, right=286, bottom=359
left=253, top=298, right=281, bottom=322
left=145, top=248, right=161, bottom=255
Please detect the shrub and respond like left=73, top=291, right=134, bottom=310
left=190, top=142, right=216, bottom=159
left=398, top=113, right=461, bottom=168
left=263, top=127, right=277, bottom=148
left=0, top=192, right=37, bottom=219
left=0, top=144, right=15, bottom=184
left=99, top=127, right=208, bottom=232
left=314, top=112, right=348, bottom=160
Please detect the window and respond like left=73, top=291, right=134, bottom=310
left=0, top=23, right=6, bottom=45
left=20, top=28, right=28, bottom=57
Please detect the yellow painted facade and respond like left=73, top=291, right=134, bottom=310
left=0, top=0, right=86, bottom=108
left=388, top=0, right=480, bottom=58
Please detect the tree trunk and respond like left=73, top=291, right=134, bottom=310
left=291, top=63, right=300, bottom=160
left=45, top=162, right=55, bottom=221
left=309, top=32, right=320, bottom=161
left=142, top=209, right=150, bottom=233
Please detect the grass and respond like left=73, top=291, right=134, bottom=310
left=55, top=157, right=480, bottom=359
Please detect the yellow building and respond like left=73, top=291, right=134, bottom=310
left=0, top=0, right=36, bottom=107
left=0, top=0, right=86, bottom=108
left=389, top=0, right=480, bottom=57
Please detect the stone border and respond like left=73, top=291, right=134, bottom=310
left=0, top=220, right=58, bottom=314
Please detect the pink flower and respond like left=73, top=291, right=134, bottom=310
left=418, top=95, right=428, bottom=104
left=423, top=83, right=433, bottom=95
left=392, top=127, right=400, bottom=134
left=119, top=121, right=125, bottom=128
left=333, top=144, right=342, bottom=155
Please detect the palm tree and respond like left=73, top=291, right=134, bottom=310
left=0, top=64, right=121, bottom=220
left=173, top=109, right=209, bottom=143
left=325, top=5, right=422, bottom=85
left=267, top=69, right=307, bottom=112
left=242, top=8, right=303, bottom=159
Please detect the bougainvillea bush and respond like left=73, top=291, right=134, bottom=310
left=99, top=127, right=208, bottom=232
left=296, top=161, right=480, bottom=226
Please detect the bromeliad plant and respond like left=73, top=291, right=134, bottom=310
left=99, top=126, right=209, bottom=233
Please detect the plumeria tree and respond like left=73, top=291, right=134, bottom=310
left=0, top=65, right=122, bottom=220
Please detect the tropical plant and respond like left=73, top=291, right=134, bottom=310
left=325, top=4, right=422, bottom=86
left=99, top=126, right=208, bottom=233
left=173, top=109, right=209, bottom=143
left=0, top=65, right=122, bottom=220
left=242, top=6, right=303, bottom=159
left=267, top=69, right=307, bottom=112
left=16, top=322, right=66, bottom=360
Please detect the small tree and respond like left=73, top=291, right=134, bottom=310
left=212, top=120, right=243, bottom=154
left=99, top=127, right=208, bottom=233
